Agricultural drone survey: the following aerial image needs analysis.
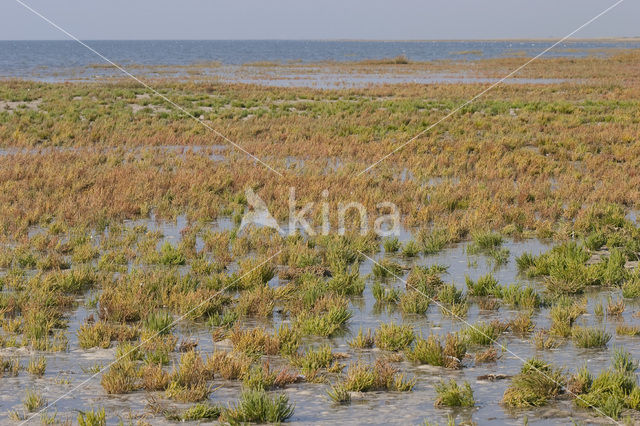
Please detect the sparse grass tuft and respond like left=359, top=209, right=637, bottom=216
left=406, top=333, right=466, bottom=369
left=182, top=403, right=222, bottom=421
left=101, top=358, right=139, bottom=394
left=342, top=360, right=415, bottom=392
left=327, top=384, right=351, bottom=404
left=502, top=358, right=565, bottom=407
left=383, top=237, right=400, bottom=253
left=434, top=379, right=475, bottom=407
left=348, top=327, right=374, bottom=349
left=77, top=407, right=106, bottom=426
left=465, top=274, right=500, bottom=297
left=222, top=389, right=294, bottom=424
left=23, top=388, right=46, bottom=412
left=572, top=327, right=611, bottom=348
left=573, top=347, right=640, bottom=420
left=464, top=321, right=501, bottom=346
left=143, top=311, right=174, bottom=335
left=27, top=356, right=46, bottom=377
left=374, top=322, right=415, bottom=351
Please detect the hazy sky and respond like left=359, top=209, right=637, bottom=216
left=1, top=0, right=637, bottom=40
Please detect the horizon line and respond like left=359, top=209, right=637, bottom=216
left=1, top=37, right=640, bottom=42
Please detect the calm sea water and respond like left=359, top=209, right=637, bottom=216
left=1, top=39, right=639, bottom=81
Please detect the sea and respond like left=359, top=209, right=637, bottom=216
left=1, top=39, right=639, bottom=81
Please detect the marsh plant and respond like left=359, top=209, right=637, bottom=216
left=374, top=322, right=415, bottom=351
left=572, top=348, right=640, bottom=419
left=406, top=333, right=467, bottom=369
left=77, top=408, right=107, bottom=426
left=26, top=356, right=46, bottom=377
left=327, top=384, right=351, bottom=405
left=502, top=358, right=565, bottom=408
left=23, top=389, right=46, bottom=412
left=348, top=327, right=375, bottom=349
left=222, top=390, right=294, bottom=424
left=434, top=379, right=475, bottom=407
left=342, top=360, right=415, bottom=392
left=572, top=327, right=611, bottom=349
left=3, top=53, right=640, bottom=424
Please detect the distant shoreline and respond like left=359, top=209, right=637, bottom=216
left=1, top=38, right=640, bottom=42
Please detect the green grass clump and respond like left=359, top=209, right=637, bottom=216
left=236, top=285, right=276, bottom=317
left=143, top=311, right=174, bottom=335
left=437, top=283, right=465, bottom=305
left=327, top=384, right=351, bottom=404
left=509, top=312, right=535, bottom=335
left=343, top=360, right=415, bottom=392
left=502, top=358, right=565, bottom=407
left=401, top=240, right=420, bottom=258
left=434, top=379, right=475, bottom=407
left=374, top=322, right=415, bottom=351
left=275, top=324, right=300, bottom=356
left=0, top=356, right=20, bottom=376
left=181, top=403, right=222, bottom=421
left=417, top=227, right=450, bottom=255
left=23, top=388, right=46, bottom=412
left=242, top=364, right=277, bottom=391
left=327, top=267, right=365, bottom=296
left=572, top=327, right=611, bottom=348
left=101, top=358, right=139, bottom=394
left=487, top=247, right=510, bottom=265
left=228, top=327, right=280, bottom=357
left=616, top=324, right=640, bottom=336
left=399, top=290, right=430, bottom=314
left=515, top=252, right=536, bottom=272
left=343, top=361, right=376, bottom=391
left=465, top=274, right=500, bottom=297
left=499, top=284, right=543, bottom=309
left=372, top=281, right=400, bottom=304
left=295, top=306, right=352, bottom=337
left=372, top=259, right=403, bottom=279
left=573, top=347, right=640, bottom=420
left=549, top=296, right=585, bottom=337
left=77, top=407, right=106, bottom=426
left=207, top=309, right=238, bottom=329
left=77, top=321, right=114, bottom=349
left=471, top=231, right=503, bottom=250
left=27, top=356, right=46, bottom=377
left=348, top=327, right=374, bottom=349
left=293, top=345, right=334, bottom=376
left=464, top=321, right=501, bottom=346
left=238, top=257, right=277, bottom=288
left=584, top=231, right=607, bottom=250
left=406, top=333, right=466, bottom=369
left=622, top=275, right=640, bottom=298
left=467, top=231, right=509, bottom=263
left=518, top=242, right=592, bottom=294
left=591, top=248, right=628, bottom=287
left=157, top=242, right=186, bottom=266
left=165, top=351, right=212, bottom=402
left=406, top=264, right=446, bottom=296
left=533, top=330, right=560, bottom=350
left=223, top=390, right=294, bottom=424
left=383, top=237, right=400, bottom=253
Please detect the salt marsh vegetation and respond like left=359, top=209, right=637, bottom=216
left=1, top=50, right=640, bottom=424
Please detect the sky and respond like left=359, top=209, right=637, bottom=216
left=1, top=0, right=637, bottom=40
